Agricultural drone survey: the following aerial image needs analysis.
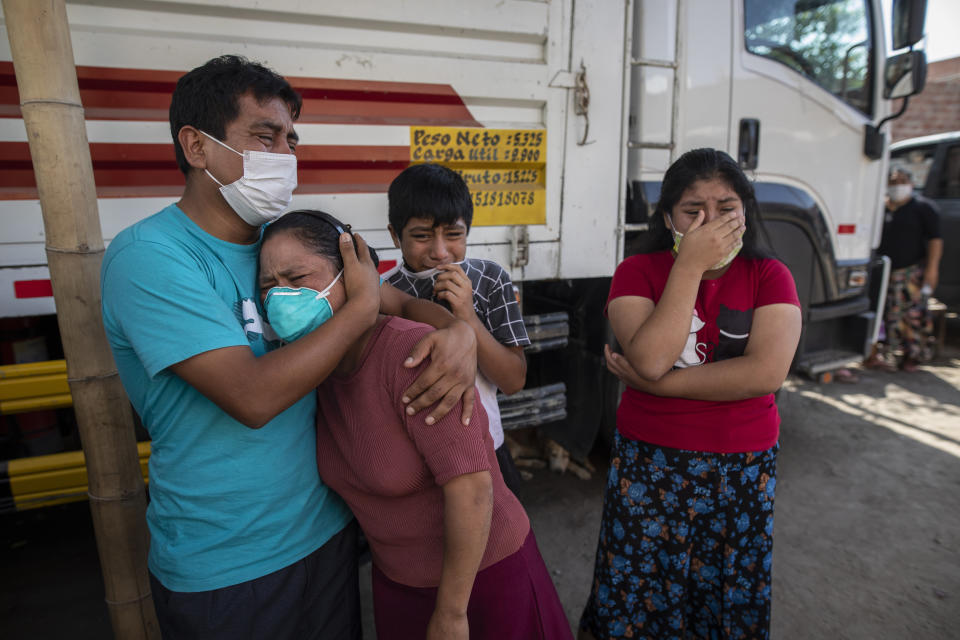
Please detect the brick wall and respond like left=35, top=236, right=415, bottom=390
left=890, top=56, right=960, bottom=142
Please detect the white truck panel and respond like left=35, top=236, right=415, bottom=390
left=0, top=0, right=638, bottom=317
left=0, top=267, right=57, bottom=317
left=678, top=0, right=732, bottom=155
left=131, top=0, right=553, bottom=38
left=630, top=0, right=677, bottom=179
left=555, top=0, right=630, bottom=280
left=62, top=2, right=549, bottom=64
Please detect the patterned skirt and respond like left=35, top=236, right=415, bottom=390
left=372, top=528, right=572, bottom=639
left=580, top=431, right=777, bottom=640
left=880, top=263, right=935, bottom=364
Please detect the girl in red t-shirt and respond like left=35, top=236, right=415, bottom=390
left=579, top=149, right=801, bottom=639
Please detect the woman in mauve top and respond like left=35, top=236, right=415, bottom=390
left=258, top=210, right=571, bottom=640
left=579, top=149, right=802, bottom=640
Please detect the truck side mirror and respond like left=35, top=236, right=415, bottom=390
left=883, top=50, right=927, bottom=100
left=891, top=0, right=927, bottom=51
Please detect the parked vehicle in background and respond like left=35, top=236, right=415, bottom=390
left=0, top=0, right=928, bottom=511
left=889, top=131, right=960, bottom=308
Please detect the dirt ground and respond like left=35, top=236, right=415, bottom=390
left=3, top=327, right=959, bottom=639
left=766, top=342, right=960, bottom=639
left=503, top=333, right=960, bottom=640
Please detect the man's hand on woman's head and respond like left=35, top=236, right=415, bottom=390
left=402, top=320, right=477, bottom=425
left=340, top=232, right=380, bottom=320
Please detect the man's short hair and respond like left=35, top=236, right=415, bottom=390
left=387, top=163, right=474, bottom=236
left=889, top=167, right=913, bottom=182
left=169, top=55, right=302, bottom=175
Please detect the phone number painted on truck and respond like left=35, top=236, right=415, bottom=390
left=409, top=126, right=546, bottom=226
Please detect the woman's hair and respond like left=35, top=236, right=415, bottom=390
left=261, top=209, right=379, bottom=272
left=644, top=148, right=771, bottom=258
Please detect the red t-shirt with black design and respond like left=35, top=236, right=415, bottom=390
left=607, top=251, right=800, bottom=453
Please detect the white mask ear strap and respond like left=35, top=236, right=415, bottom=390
left=205, top=169, right=225, bottom=188
left=315, top=270, right=344, bottom=298
left=200, top=130, right=243, bottom=157
left=200, top=131, right=242, bottom=189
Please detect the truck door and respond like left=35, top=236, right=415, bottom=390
left=729, top=0, right=885, bottom=301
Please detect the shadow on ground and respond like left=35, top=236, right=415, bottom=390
left=771, top=345, right=960, bottom=639
left=4, top=330, right=959, bottom=639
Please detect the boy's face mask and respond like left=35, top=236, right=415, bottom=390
left=666, top=214, right=744, bottom=271
left=201, top=131, right=298, bottom=227
left=399, top=261, right=468, bottom=310
left=401, top=260, right=467, bottom=281
left=263, top=271, right=343, bottom=343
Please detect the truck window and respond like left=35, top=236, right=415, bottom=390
left=941, top=145, right=960, bottom=198
left=890, top=144, right=936, bottom=192
left=744, top=0, right=874, bottom=116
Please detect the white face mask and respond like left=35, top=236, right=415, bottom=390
left=399, top=261, right=467, bottom=307
left=201, top=131, right=297, bottom=226
left=400, top=260, right=466, bottom=280
left=887, top=184, right=913, bottom=203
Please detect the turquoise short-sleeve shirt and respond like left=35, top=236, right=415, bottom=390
left=101, top=204, right=351, bottom=592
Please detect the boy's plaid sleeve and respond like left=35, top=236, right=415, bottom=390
left=468, top=260, right=530, bottom=347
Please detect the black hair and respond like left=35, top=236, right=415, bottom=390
left=889, top=167, right=913, bottom=181
left=387, top=163, right=474, bottom=237
left=262, top=210, right=379, bottom=272
left=169, top=55, right=302, bottom=176
left=644, top=148, right=771, bottom=259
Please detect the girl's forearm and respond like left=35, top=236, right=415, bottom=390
left=436, top=471, right=493, bottom=615
left=636, top=356, right=781, bottom=401
left=620, top=263, right=702, bottom=380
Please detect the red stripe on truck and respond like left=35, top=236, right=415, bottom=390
left=0, top=62, right=480, bottom=200
left=0, top=62, right=479, bottom=127
left=13, top=280, right=53, bottom=299
left=837, top=224, right=856, bottom=234
left=0, top=142, right=412, bottom=199
left=377, top=260, right=397, bottom=275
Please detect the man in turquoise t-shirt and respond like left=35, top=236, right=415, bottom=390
left=101, top=55, right=476, bottom=639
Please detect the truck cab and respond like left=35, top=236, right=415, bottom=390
left=628, top=0, right=927, bottom=380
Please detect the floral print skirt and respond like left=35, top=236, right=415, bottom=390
left=579, top=431, right=778, bottom=640
left=880, top=263, right=935, bottom=365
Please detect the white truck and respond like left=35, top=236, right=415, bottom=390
left=0, top=0, right=927, bottom=509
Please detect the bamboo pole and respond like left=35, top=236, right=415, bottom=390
left=1, top=1, right=159, bottom=637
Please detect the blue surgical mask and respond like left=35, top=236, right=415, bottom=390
left=264, top=271, right=343, bottom=343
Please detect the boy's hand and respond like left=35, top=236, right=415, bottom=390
left=433, top=264, right=475, bottom=320
left=402, top=320, right=477, bottom=425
